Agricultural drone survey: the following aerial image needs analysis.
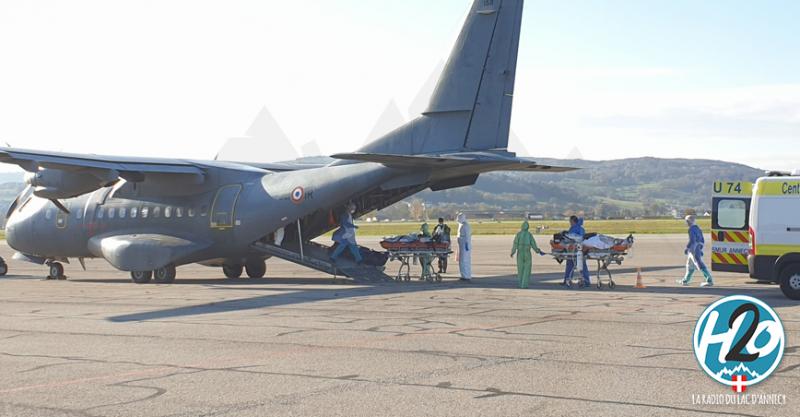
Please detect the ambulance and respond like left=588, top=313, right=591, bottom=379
left=748, top=174, right=800, bottom=300
left=711, top=181, right=753, bottom=274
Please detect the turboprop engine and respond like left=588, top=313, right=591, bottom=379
left=24, top=168, right=120, bottom=200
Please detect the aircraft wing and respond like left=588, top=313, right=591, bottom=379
left=88, top=234, right=212, bottom=272
left=238, top=161, right=329, bottom=172
left=0, top=147, right=205, bottom=176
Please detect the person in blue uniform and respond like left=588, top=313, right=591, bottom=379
left=678, top=215, right=714, bottom=287
left=563, top=216, right=591, bottom=287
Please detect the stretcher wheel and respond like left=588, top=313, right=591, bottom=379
left=608, top=281, right=617, bottom=290
left=597, top=282, right=603, bottom=290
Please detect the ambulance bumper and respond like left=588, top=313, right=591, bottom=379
left=749, top=255, right=778, bottom=282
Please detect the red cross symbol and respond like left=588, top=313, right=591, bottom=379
left=732, top=375, right=747, bottom=393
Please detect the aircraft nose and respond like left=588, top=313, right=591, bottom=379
left=4, top=211, right=30, bottom=251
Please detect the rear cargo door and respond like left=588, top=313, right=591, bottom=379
left=711, top=181, right=752, bottom=273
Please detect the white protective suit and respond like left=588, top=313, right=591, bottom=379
left=457, top=213, right=472, bottom=280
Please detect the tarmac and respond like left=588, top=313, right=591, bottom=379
left=0, top=235, right=797, bottom=417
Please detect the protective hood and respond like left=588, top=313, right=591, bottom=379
left=685, top=215, right=696, bottom=226
left=521, top=221, right=529, bottom=231
left=457, top=213, right=467, bottom=224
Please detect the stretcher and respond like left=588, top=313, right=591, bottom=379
left=380, top=239, right=451, bottom=283
left=547, top=233, right=635, bottom=289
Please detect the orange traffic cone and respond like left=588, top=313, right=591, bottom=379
left=635, top=267, right=646, bottom=289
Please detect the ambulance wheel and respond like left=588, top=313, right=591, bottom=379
left=779, top=264, right=800, bottom=300
left=223, top=264, right=243, bottom=279
left=131, top=271, right=153, bottom=284
left=49, top=262, right=65, bottom=280
left=154, top=265, right=177, bottom=284
left=245, top=260, right=266, bottom=279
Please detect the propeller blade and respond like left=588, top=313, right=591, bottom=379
left=50, top=199, right=70, bottom=214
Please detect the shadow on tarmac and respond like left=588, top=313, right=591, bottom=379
left=104, top=265, right=797, bottom=323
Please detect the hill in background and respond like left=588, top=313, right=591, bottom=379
left=384, top=157, right=764, bottom=220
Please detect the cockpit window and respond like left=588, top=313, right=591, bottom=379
left=17, top=186, right=34, bottom=213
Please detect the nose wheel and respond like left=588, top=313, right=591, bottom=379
left=47, top=262, right=66, bottom=280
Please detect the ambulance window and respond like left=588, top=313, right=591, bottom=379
left=717, top=199, right=746, bottom=229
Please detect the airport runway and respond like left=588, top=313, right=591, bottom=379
left=0, top=235, right=797, bottom=417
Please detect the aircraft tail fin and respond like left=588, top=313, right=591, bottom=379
left=360, top=0, right=524, bottom=156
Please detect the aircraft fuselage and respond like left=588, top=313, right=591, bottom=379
left=6, top=162, right=395, bottom=270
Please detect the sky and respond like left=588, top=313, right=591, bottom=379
left=0, top=0, right=798, bottom=172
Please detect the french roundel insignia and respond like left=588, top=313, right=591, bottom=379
left=291, top=187, right=305, bottom=204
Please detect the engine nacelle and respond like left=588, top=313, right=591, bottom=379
left=24, top=168, right=119, bottom=200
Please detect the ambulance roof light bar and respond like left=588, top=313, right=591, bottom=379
left=766, top=170, right=792, bottom=177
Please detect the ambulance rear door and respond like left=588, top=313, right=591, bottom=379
left=711, top=181, right=753, bottom=273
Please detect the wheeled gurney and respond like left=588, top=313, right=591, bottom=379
left=380, top=239, right=451, bottom=283
left=548, top=233, right=635, bottom=289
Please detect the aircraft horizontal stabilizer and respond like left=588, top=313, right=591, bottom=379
left=331, top=152, right=578, bottom=173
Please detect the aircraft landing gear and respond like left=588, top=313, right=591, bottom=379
left=131, top=271, right=153, bottom=284
left=154, top=265, right=177, bottom=284
left=223, top=264, right=243, bottom=279
left=245, top=260, right=266, bottom=279
left=47, top=262, right=66, bottom=280
left=0, top=258, right=7, bottom=277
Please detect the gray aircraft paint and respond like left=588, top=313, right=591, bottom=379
left=2, top=0, right=575, bottom=280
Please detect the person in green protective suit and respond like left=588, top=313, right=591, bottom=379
left=420, top=223, right=434, bottom=280
left=511, top=221, right=544, bottom=289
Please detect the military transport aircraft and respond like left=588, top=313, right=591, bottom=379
left=2, top=0, right=574, bottom=283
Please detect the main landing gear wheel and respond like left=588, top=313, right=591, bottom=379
left=223, top=264, right=243, bottom=279
left=779, top=264, right=800, bottom=301
left=48, top=262, right=66, bottom=280
left=154, top=265, right=177, bottom=284
left=245, top=260, right=266, bottom=279
left=131, top=271, right=153, bottom=284
left=0, top=260, right=7, bottom=277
